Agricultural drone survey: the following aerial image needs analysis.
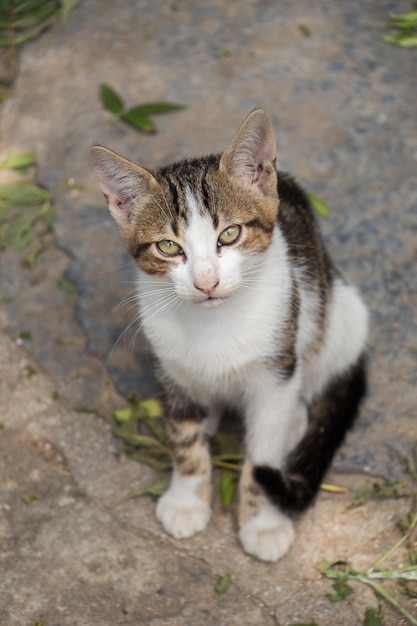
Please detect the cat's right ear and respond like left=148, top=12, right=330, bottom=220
left=219, top=108, right=277, bottom=198
left=91, top=145, right=157, bottom=230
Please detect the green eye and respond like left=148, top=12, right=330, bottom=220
left=218, top=225, right=241, bottom=246
left=157, top=240, right=183, bottom=256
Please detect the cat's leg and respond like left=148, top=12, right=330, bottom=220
left=238, top=370, right=301, bottom=561
left=238, top=459, right=295, bottom=562
left=156, top=404, right=214, bottom=539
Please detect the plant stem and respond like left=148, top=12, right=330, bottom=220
left=371, top=512, right=417, bottom=571
left=360, top=577, right=417, bottom=626
left=212, top=459, right=242, bottom=471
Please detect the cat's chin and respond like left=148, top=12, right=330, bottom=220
left=199, top=297, right=225, bottom=309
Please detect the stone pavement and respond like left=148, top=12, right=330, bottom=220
left=0, top=1, right=416, bottom=624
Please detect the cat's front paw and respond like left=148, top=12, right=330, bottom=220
left=238, top=504, right=295, bottom=562
left=156, top=490, right=211, bottom=539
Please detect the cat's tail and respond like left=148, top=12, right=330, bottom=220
left=253, top=354, right=367, bottom=516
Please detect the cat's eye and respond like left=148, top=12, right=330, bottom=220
left=218, top=225, right=241, bottom=246
left=157, top=240, right=183, bottom=257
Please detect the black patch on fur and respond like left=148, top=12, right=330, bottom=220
left=201, top=175, right=212, bottom=213
left=158, top=367, right=208, bottom=423
left=134, top=242, right=152, bottom=258
left=171, top=219, right=179, bottom=237
left=246, top=218, right=274, bottom=233
left=254, top=354, right=367, bottom=515
left=277, top=171, right=334, bottom=337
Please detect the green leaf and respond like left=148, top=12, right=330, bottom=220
left=140, top=398, right=163, bottom=418
left=0, top=151, right=37, bottom=171
left=0, top=199, right=16, bottom=219
left=364, top=608, right=383, bottom=626
left=19, top=330, right=32, bottom=340
left=326, top=577, right=354, bottom=602
left=120, top=110, right=157, bottom=133
left=298, top=24, right=312, bottom=37
left=100, top=83, right=124, bottom=115
left=26, top=365, right=37, bottom=377
left=126, top=102, right=186, bottom=116
left=399, top=578, right=417, bottom=598
left=21, top=492, right=40, bottom=504
left=56, top=277, right=75, bottom=295
left=114, top=407, right=133, bottom=422
left=0, top=182, right=49, bottom=205
left=307, top=192, right=330, bottom=218
left=220, top=469, right=238, bottom=509
left=289, top=623, right=320, bottom=626
left=6, top=205, right=43, bottom=250
left=214, top=574, right=231, bottom=594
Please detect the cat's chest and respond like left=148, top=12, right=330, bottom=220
left=140, top=279, right=288, bottom=399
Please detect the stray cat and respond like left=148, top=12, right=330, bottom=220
left=91, top=109, right=368, bottom=562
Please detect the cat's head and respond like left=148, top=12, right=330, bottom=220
left=91, top=108, right=279, bottom=307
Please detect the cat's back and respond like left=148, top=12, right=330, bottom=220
left=276, top=171, right=335, bottom=283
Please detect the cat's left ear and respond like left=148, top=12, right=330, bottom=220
left=91, top=145, right=158, bottom=230
left=219, top=108, right=277, bottom=197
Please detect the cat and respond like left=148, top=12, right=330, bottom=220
left=91, top=108, right=368, bottom=562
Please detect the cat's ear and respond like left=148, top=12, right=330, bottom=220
left=91, top=145, right=157, bottom=229
left=219, top=108, right=277, bottom=197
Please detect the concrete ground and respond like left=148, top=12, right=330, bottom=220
left=1, top=1, right=416, bottom=624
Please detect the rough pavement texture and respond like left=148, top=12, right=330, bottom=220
left=0, top=1, right=416, bottom=624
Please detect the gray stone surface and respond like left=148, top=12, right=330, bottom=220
left=0, top=1, right=416, bottom=624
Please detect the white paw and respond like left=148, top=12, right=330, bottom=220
left=239, top=504, right=295, bottom=562
left=156, top=489, right=211, bottom=539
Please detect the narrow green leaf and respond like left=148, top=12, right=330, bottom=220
left=129, top=451, right=172, bottom=472
left=392, top=36, right=417, bottom=47
left=141, top=474, right=171, bottom=498
left=0, top=151, right=37, bottom=171
left=100, top=83, right=124, bottom=115
left=389, top=10, right=417, bottom=26
left=60, top=0, right=81, bottom=23
left=127, top=102, right=186, bottom=116
left=120, top=110, right=157, bottom=133
left=41, top=201, right=55, bottom=231
left=307, top=192, right=330, bottom=218
left=220, top=469, right=238, bottom=509
left=214, top=574, right=231, bottom=594
left=142, top=416, right=167, bottom=445
left=19, top=331, right=32, bottom=340
left=56, top=277, right=75, bottom=295
left=113, top=429, right=169, bottom=451
left=14, top=0, right=54, bottom=16
left=12, top=3, right=56, bottom=23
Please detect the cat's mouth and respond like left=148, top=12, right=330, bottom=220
left=200, top=296, right=225, bottom=308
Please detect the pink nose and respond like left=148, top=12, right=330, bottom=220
left=194, top=279, right=219, bottom=296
